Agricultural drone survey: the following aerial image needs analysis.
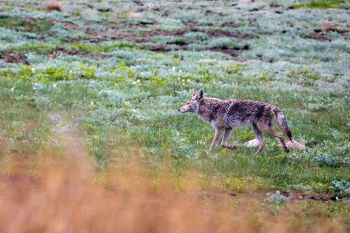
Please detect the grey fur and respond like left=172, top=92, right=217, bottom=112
left=178, top=89, right=293, bottom=154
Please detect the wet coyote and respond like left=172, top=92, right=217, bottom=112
left=178, top=89, right=304, bottom=154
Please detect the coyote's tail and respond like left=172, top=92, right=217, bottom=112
left=274, top=109, right=293, bottom=141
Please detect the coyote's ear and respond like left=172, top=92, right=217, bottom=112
left=195, top=89, right=203, bottom=100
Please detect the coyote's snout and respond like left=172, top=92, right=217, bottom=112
left=178, top=89, right=304, bottom=154
left=178, top=90, right=203, bottom=113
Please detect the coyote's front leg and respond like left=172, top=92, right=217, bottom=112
left=209, top=128, right=223, bottom=152
left=221, top=128, right=237, bottom=150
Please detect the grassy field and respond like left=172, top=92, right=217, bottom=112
left=0, top=0, right=349, bottom=232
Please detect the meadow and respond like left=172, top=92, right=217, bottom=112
left=0, top=0, right=349, bottom=232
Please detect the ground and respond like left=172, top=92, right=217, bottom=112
left=0, top=0, right=349, bottom=232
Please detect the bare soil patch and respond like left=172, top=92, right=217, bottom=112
left=280, top=191, right=334, bottom=201
left=48, top=48, right=112, bottom=59
left=0, top=50, right=29, bottom=65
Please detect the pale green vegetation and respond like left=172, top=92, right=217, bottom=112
left=0, top=0, right=349, bottom=230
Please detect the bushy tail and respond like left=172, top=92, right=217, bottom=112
left=274, top=109, right=292, bottom=141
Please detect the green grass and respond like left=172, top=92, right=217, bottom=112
left=0, top=0, right=350, bottom=227
left=292, top=0, right=347, bottom=9
left=0, top=15, right=53, bottom=32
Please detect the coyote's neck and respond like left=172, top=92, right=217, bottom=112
left=196, top=97, right=222, bottom=122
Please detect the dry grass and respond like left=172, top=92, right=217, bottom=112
left=0, top=134, right=345, bottom=233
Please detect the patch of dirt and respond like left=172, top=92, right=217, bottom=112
left=305, top=24, right=349, bottom=41
left=321, top=23, right=349, bottom=34
left=48, top=48, right=87, bottom=58
left=208, top=43, right=249, bottom=60
left=149, top=46, right=171, bottom=52
left=230, top=57, right=245, bottom=62
left=209, top=48, right=239, bottom=57
left=84, top=29, right=105, bottom=42
left=156, top=28, right=189, bottom=36
left=48, top=48, right=112, bottom=59
left=107, top=31, right=146, bottom=42
left=249, top=7, right=265, bottom=12
left=280, top=191, right=333, bottom=201
left=240, top=0, right=254, bottom=3
left=85, top=17, right=253, bottom=43
left=0, top=50, right=29, bottom=65
left=303, top=32, right=330, bottom=41
left=221, top=22, right=239, bottom=27
left=269, top=2, right=282, bottom=8
left=186, top=190, right=336, bottom=202
left=67, top=19, right=253, bottom=58
left=52, top=20, right=80, bottom=30
left=207, top=30, right=255, bottom=40
left=99, top=28, right=190, bottom=43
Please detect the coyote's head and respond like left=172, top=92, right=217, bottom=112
left=178, top=89, right=203, bottom=113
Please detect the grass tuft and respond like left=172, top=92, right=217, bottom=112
left=292, top=0, right=347, bottom=9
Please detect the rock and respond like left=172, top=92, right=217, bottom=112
left=244, top=139, right=259, bottom=148
left=286, top=140, right=305, bottom=150
left=266, top=191, right=290, bottom=203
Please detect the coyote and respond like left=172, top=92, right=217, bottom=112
left=178, top=89, right=303, bottom=154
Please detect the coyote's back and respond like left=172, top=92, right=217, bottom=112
left=223, top=99, right=292, bottom=140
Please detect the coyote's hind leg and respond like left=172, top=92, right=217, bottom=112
left=264, top=128, right=289, bottom=153
left=252, top=123, right=265, bottom=155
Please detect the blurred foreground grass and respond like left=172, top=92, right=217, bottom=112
left=0, top=0, right=349, bottom=231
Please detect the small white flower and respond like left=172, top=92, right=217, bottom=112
left=31, top=67, right=36, bottom=73
left=125, top=101, right=131, bottom=107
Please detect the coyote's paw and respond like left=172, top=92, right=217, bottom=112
left=222, top=144, right=237, bottom=150
left=244, top=139, right=259, bottom=148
